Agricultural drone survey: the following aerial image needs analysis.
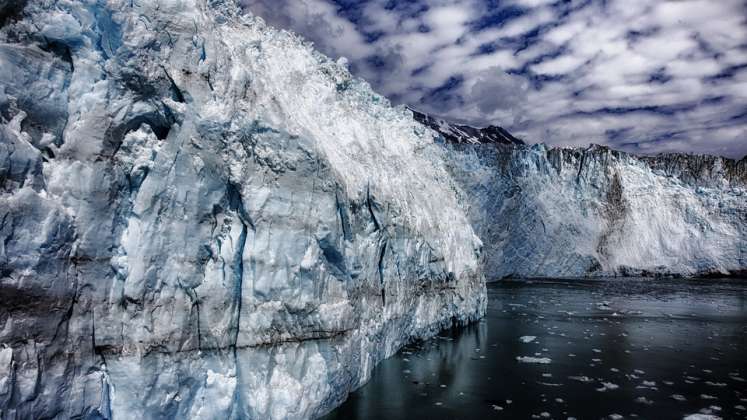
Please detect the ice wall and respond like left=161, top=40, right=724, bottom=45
left=0, top=1, right=485, bottom=418
left=444, top=142, right=746, bottom=279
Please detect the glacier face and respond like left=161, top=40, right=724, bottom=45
left=0, top=1, right=485, bottom=419
left=443, top=140, right=746, bottom=279
left=1, top=0, right=745, bottom=418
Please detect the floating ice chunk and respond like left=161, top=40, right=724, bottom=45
left=520, top=336, right=537, bottom=343
left=596, top=382, right=619, bottom=392
left=705, top=382, right=726, bottom=387
left=538, top=381, right=563, bottom=387
left=517, top=356, right=552, bottom=364
left=636, top=396, right=654, bottom=405
left=682, top=415, right=722, bottom=420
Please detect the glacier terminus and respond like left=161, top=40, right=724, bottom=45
left=0, top=1, right=745, bottom=419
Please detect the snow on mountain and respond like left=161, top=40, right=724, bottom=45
left=0, top=1, right=484, bottom=418
left=410, top=108, right=524, bottom=146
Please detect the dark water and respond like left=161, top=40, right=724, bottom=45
left=324, top=278, right=747, bottom=420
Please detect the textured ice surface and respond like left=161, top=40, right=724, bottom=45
left=0, top=1, right=484, bottom=418
left=442, top=142, right=746, bottom=279
left=1, top=0, right=746, bottom=418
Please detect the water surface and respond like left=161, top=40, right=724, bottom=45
left=324, top=278, right=747, bottom=419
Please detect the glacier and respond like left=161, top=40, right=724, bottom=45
left=0, top=0, right=745, bottom=419
left=0, top=1, right=484, bottom=418
left=416, top=111, right=746, bottom=279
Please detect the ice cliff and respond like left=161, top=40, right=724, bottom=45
left=416, top=111, right=746, bottom=279
left=0, top=1, right=485, bottom=418
left=1, top=0, right=745, bottom=418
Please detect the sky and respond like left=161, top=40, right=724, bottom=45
left=241, top=0, right=747, bottom=159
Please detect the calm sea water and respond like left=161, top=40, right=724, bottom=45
left=324, top=278, right=747, bottom=420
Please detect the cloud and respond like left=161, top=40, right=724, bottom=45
left=241, top=0, right=747, bottom=158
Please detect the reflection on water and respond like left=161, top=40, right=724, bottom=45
left=324, top=278, right=747, bottom=419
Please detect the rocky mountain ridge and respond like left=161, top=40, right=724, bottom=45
left=411, top=108, right=746, bottom=188
left=409, top=108, right=524, bottom=146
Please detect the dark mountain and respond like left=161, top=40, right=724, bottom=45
left=409, top=108, right=524, bottom=146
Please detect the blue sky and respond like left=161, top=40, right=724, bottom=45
left=242, top=0, right=747, bottom=158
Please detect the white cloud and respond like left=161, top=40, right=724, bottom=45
left=425, top=5, right=473, bottom=41
left=532, top=54, right=585, bottom=75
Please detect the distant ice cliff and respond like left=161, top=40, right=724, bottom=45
left=415, top=110, right=746, bottom=279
